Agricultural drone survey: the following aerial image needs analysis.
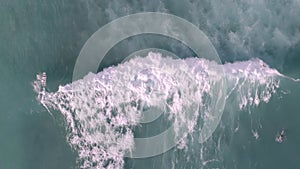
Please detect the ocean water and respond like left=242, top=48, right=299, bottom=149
left=1, top=0, right=300, bottom=169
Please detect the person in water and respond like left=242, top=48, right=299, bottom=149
left=276, top=130, right=285, bottom=143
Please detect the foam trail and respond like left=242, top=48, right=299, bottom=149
left=34, top=52, right=282, bottom=169
left=281, top=75, right=300, bottom=83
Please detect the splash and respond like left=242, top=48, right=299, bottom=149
left=34, top=52, right=281, bottom=169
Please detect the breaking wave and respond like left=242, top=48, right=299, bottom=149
left=34, top=52, right=282, bottom=169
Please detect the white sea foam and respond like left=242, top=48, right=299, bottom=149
left=34, top=52, right=281, bottom=169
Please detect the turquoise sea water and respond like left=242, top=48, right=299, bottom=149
left=1, top=0, right=300, bottom=169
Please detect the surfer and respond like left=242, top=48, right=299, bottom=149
left=41, top=72, right=47, bottom=89
left=276, top=130, right=285, bottom=143
left=36, top=72, right=47, bottom=101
